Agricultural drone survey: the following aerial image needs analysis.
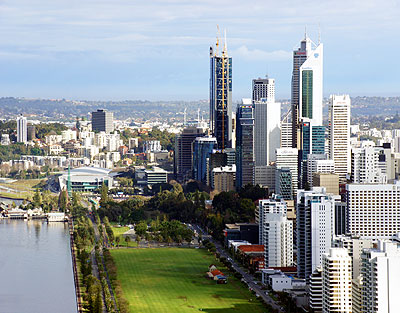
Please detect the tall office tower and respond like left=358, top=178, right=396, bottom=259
left=328, top=95, right=351, bottom=184
left=254, top=97, right=281, bottom=166
left=91, top=109, right=113, bottom=133
left=252, top=77, right=275, bottom=102
left=351, top=142, right=387, bottom=184
left=209, top=36, right=232, bottom=150
left=276, top=148, right=298, bottom=198
left=299, top=122, right=325, bottom=188
left=258, top=196, right=293, bottom=267
left=275, top=167, right=293, bottom=200
left=17, top=115, right=27, bottom=143
left=334, top=202, right=347, bottom=236
left=27, top=125, right=36, bottom=141
left=352, top=275, right=363, bottom=313
left=254, top=164, right=276, bottom=191
left=333, top=235, right=373, bottom=279
left=236, top=102, right=255, bottom=188
left=322, top=248, right=352, bottom=313
left=297, top=187, right=335, bottom=279
left=192, top=137, right=217, bottom=183
left=280, top=121, right=292, bottom=148
left=346, top=182, right=400, bottom=239
left=360, top=240, right=400, bottom=312
left=306, top=154, right=334, bottom=188
left=174, top=126, right=206, bottom=182
left=309, top=267, right=323, bottom=312
left=291, top=35, right=323, bottom=149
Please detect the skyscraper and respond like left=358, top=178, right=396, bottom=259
left=328, top=95, right=351, bottom=184
left=276, top=148, right=298, bottom=198
left=322, top=248, right=352, bottom=313
left=236, top=101, right=255, bottom=188
left=252, top=77, right=275, bottom=102
left=92, top=109, right=114, bottom=133
left=192, top=137, right=217, bottom=183
left=253, top=78, right=281, bottom=166
left=210, top=36, right=232, bottom=150
left=291, top=35, right=323, bottom=149
left=17, top=115, right=27, bottom=143
left=297, top=187, right=335, bottom=280
left=346, top=182, right=400, bottom=239
left=174, top=126, right=207, bottom=182
left=258, top=196, right=293, bottom=267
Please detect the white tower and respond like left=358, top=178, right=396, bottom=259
left=17, top=115, right=27, bottom=144
left=322, top=248, right=352, bottom=313
left=328, top=95, right=350, bottom=183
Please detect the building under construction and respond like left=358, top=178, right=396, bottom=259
left=209, top=29, right=232, bottom=150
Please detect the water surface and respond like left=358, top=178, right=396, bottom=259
left=0, top=219, right=77, bottom=313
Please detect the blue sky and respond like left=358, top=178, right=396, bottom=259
left=0, top=0, right=399, bottom=101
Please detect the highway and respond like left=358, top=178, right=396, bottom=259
left=190, top=224, right=284, bottom=312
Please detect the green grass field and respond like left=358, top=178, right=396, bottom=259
left=111, top=248, right=268, bottom=313
left=111, top=226, right=138, bottom=247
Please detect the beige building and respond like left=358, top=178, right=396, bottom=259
left=313, top=173, right=339, bottom=195
left=212, top=165, right=236, bottom=192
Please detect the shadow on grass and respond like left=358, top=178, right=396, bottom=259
left=200, top=302, right=271, bottom=313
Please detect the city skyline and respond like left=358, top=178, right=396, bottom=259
left=0, top=0, right=398, bottom=100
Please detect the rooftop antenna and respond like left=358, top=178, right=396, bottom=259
left=304, top=25, right=307, bottom=40
left=197, top=108, right=200, bottom=126
left=183, top=108, right=187, bottom=126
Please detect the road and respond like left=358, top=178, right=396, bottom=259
left=190, top=224, right=283, bottom=312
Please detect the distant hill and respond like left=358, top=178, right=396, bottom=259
left=0, top=96, right=398, bottom=122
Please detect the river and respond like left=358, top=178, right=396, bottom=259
left=0, top=219, right=77, bottom=313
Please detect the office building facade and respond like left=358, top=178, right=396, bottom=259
left=328, top=95, right=351, bottom=184
left=192, top=137, right=217, bottom=183
left=92, top=109, right=114, bottom=133
left=236, top=103, right=255, bottom=188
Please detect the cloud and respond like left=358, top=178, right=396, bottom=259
left=234, top=46, right=291, bottom=61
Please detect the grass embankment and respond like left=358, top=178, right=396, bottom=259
left=111, top=226, right=138, bottom=247
left=110, top=248, right=268, bottom=313
left=0, top=178, right=44, bottom=199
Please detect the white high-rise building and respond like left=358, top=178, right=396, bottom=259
left=254, top=98, right=281, bottom=165
left=253, top=78, right=281, bottom=165
left=328, top=95, right=351, bottom=184
left=297, top=187, right=335, bottom=279
left=333, top=235, right=373, bottom=279
left=258, top=196, right=293, bottom=267
left=306, top=154, right=335, bottom=188
left=309, top=267, right=323, bottom=312
left=252, top=77, right=275, bottom=102
left=291, top=35, right=323, bottom=148
left=346, top=182, right=400, bottom=239
left=351, top=141, right=387, bottom=184
left=322, top=248, right=352, bottom=313
left=276, top=148, right=298, bottom=198
left=17, top=115, right=27, bottom=144
left=361, top=240, right=400, bottom=312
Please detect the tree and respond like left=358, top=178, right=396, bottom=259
left=134, top=221, right=147, bottom=237
left=58, top=189, right=69, bottom=212
left=100, top=183, right=109, bottom=203
left=115, top=236, right=120, bottom=248
left=125, top=236, right=131, bottom=247
left=136, top=235, right=141, bottom=247
left=33, top=188, right=42, bottom=208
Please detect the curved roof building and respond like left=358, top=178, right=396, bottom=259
left=58, top=166, right=114, bottom=192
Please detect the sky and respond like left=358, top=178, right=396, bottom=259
left=0, top=0, right=399, bottom=101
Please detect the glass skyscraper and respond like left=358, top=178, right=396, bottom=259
left=192, top=137, right=217, bottom=184
left=236, top=103, right=255, bottom=188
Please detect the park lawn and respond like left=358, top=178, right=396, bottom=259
left=112, top=226, right=137, bottom=247
left=111, top=248, right=268, bottom=313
